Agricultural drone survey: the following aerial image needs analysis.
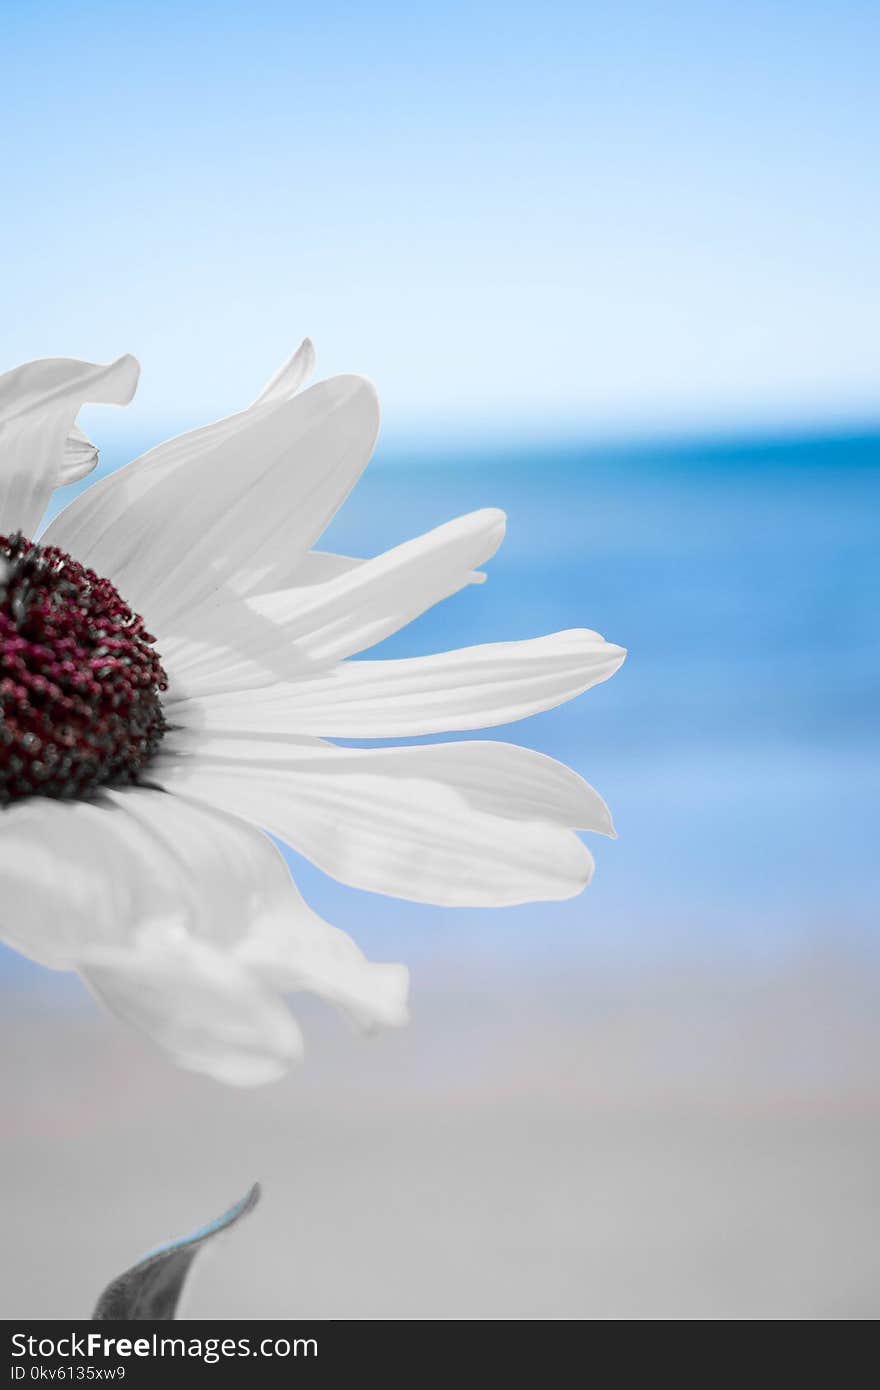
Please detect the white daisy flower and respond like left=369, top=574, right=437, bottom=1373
left=0, top=341, right=625, bottom=1086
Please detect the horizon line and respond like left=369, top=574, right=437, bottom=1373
left=78, top=407, right=880, bottom=472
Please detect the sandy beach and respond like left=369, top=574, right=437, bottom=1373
left=3, top=950, right=878, bottom=1321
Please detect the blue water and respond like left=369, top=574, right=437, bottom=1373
left=313, top=429, right=880, bottom=964
left=4, top=428, right=879, bottom=989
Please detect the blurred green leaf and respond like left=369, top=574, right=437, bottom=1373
left=92, top=1182, right=261, bottom=1320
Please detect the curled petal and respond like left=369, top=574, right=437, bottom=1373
left=59, top=423, right=100, bottom=484
left=0, top=354, right=138, bottom=537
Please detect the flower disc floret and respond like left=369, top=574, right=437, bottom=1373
left=0, top=532, right=167, bottom=804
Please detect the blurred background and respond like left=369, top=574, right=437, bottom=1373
left=2, top=0, right=879, bottom=1319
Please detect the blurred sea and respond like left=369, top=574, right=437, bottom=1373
left=311, top=425, right=880, bottom=968
left=3, top=427, right=879, bottom=1319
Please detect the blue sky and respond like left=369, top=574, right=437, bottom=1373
left=2, top=1, right=878, bottom=444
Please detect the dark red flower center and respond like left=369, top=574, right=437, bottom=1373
left=0, top=533, right=168, bottom=805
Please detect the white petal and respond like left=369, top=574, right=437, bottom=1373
left=103, top=785, right=410, bottom=1035
left=177, top=629, right=626, bottom=736
left=0, top=787, right=293, bottom=967
left=0, top=787, right=408, bottom=1082
left=234, top=907, right=409, bottom=1035
left=162, top=509, right=504, bottom=702
left=44, top=362, right=379, bottom=632
left=285, top=549, right=363, bottom=586
left=0, top=354, right=139, bottom=537
left=251, top=337, right=316, bottom=407
left=45, top=337, right=316, bottom=566
left=79, top=932, right=305, bottom=1087
left=153, top=736, right=597, bottom=906
left=165, top=733, right=613, bottom=832
left=59, top=423, right=99, bottom=484
left=159, top=625, right=318, bottom=702
left=248, top=508, right=505, bottom=665
left=0, top=794, right=178, bottom=966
